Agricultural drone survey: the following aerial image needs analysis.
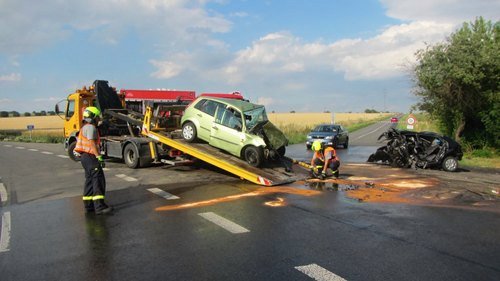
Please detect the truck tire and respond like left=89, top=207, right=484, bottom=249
left=68, top=141, right=80, bottom=162
left=182, top=122, right=197, bottom=142
left=123, top=143, right=140, bottom=169
left=244, top=146, right=263, bottom=167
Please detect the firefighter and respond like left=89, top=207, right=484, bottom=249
left=310, top=140, right=340, bottom=179
left=74, top=106, right=113, bottom=215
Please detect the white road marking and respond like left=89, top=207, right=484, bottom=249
left=4, top=145, right=12, bottom=147
left=0, top=183, right=7, bottom=203
left=295, top=264, right=347, bottom=281
left=115, top=174, right=138, bottom=182
left=41, top=151, right=53, bottom=155
left=0, top=212, right=11, bottom=253
left=147, top=188, right=180, bottom=200
left=15, top=146, right=25, bottom=149
left=28, top=148, right=39, bottom=151
left=198, top=212, right=249, bottom=234
left=103, top=168, right=110, bottom=171
left=354, top=122, right=388, bottom=140
left=57, top=155, right=70, bottom=159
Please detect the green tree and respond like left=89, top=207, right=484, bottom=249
left=412, top=17, right=499, bottom=147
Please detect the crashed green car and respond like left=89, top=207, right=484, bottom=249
left=180, top=96, right=288, bottom=167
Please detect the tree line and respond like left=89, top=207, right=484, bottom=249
left=0, top=111, right=57, bottom=117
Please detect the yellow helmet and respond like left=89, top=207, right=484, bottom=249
left=83, top=106, right=101, bottom=119
left=311, top=140, right=323, bottom=151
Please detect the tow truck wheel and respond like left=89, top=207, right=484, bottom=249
left=182, top=122, right=197, bottom=142
left=123, top=143, right=140, bottom=169
left=442, top=156, right=458, bottom=172
left=244, top=146, right=263, bottom=167
left=68, top=141, right=80, bottom=162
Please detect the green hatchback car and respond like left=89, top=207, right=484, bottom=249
left=180, top=96, right=288, bottom=167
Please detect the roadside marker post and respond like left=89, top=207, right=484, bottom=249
left=27, top=125, right=34, bottom=140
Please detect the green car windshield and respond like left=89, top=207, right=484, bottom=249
left=244, top=106, right=268, bottom=131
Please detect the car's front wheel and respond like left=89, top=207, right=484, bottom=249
left=244, top=146, right=264, bottom=167
left=344, top=138, right=349, bottom=149
left=182, top=122, right=197, bottom=142
left=442, top=156, right=458, bottom=172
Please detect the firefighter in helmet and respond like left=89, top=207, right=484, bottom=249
left=310, top=140, right=340, bottom=179
left=74, top=106, right=113, bottom=214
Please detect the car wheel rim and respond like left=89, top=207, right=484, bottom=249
left=246, top=150, right=257, bottom=165
left=183, top=126, right=193, bottom=139
left=445, top=158, right=457, bottom=170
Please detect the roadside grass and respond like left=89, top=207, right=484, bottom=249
left=397, top=113, right=499, bottom=169
left=0, top=129, right=64, bottom=143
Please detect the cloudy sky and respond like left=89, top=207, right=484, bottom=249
left=0, top=0, right=498, bottom=113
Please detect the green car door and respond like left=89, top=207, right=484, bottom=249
left=210, top=106, right=244, bottom=156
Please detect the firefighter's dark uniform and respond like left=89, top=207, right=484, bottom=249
left=74, top=122, right=110, bottom=213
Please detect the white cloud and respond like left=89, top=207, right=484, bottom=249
left=381, top=0, right=500, bottom=23
left=150, top=60, right=184, bottom=79
left=0, top=73, right=21, bottom=82
left=0, top=0, right=231, bottom=54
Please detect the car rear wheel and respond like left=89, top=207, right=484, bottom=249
left=244, top=146, right=264, bottom=167
left=182, top=122, right=197, bottom=142
left=442, top=156, right=458, bottom=172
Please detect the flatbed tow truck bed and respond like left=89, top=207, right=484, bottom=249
left=141, top=108, right=301, bottom=186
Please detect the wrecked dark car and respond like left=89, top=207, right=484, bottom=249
left=367, top=128, right=463, bottom=172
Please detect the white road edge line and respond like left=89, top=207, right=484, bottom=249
left=28, top=148, right=39, bottom=151
left=41, top=151, right=53, bottom=155
left=0, top=183, right=7, bottom=203
left=57, top=155, right=70, bottom=159
left=115, top=174, right=138, bottom=182
left=198, top=212, right=249, bottom=234
left=147, top=188, right=180, bottom=200
left=295, top=264, right=347, bottom=281
left=0, top=212, right=11, bottom=253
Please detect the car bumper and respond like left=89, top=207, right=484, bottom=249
left=306, top=139, right=335, bottom=146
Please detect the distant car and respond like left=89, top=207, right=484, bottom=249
left=390, top=117, right=398, bottom=123
left=306, top=124, right=349, bottom=149
left=180, top=96, right=288, bottom=167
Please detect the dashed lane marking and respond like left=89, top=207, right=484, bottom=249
left=147, top=188, right=180, bottom=200
left=0, top=182, right=7, bottom=204
left=15, top=146, right=25, bottom=149
left=295, top=264, right=347, bottom=281
left=41, top=151, right=53, bottom=155
left=198, top=212, right=250, bottom=234
left=28, top=148, right=39, bottom=151
left=57, top=155, right=70, bottom=159
left=3, top=145, right=12, bottom=147
left=115, top=174, right=138, bottom=182
left=0, top=212, right=11, bottom=253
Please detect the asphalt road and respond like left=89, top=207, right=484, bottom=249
left=1, top=121, right=499, bottom=281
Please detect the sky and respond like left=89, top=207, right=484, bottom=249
left=0, top=0, right=498, bottom=114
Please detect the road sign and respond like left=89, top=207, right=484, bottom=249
left=406, top=114, right=417, bottom=130
left=27, top=125, right=34, bottom=131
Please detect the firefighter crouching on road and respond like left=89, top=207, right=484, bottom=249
left=310, top=140, right=340, bottom=179
left=74, top=106, right=113, bottom=215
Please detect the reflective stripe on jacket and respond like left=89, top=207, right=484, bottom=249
left=313, top=147, right=336, bottom=162
left=74, top=124, right=100, bottom=154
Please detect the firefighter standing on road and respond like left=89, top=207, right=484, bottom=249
left=310, top=140, right=340, bottom=179
left=74, top=106, right=113, bottom=215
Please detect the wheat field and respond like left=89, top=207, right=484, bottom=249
left=268, top=112, right=392, bottom=129
left=0, top=116, right=64, bottom=130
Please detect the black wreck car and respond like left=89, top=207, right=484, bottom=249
left=367, top=128, right=463, bottom=172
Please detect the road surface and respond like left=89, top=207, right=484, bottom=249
left=0, top=120, right=499, bottom=281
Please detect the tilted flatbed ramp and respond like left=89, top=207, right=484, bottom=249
left=142, top=108, right=299, bottom=186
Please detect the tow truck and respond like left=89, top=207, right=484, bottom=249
left=56, top=80, right=298, bottom=185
